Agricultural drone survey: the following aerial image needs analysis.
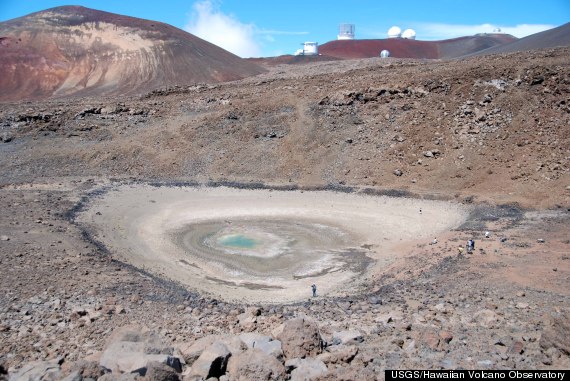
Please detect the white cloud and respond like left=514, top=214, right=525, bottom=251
left=416, top=23, right=556, bottom=40
left=184, top=1, right=310, bottom=58
left=185, top=0, right=261, bottom=58
left=494, top=24, right=557, bottom=38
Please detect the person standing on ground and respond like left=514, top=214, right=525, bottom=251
left=467, top=239, right=475, bottom=253
left=311, top=284, right=317, bottom=297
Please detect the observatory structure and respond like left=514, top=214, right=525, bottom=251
left=388, top=26, right=416, bottom=40
left=294, top=41, right=319, bottom=56
left=401, top=29, right=416, bottom=39
left=338, top=24, right=355, bottom=40
left=387, top=26, right=402, bottom=38
left=380, top=50, right=390, bottom=58
left=387, top=26, right=417, bottom=39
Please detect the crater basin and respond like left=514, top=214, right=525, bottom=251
left=78, top=185, right=468, bottom=303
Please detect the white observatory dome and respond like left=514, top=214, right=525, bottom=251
left=493, top=27, right=502, bottom=33
left=401, top=29, right=416, bottom=40
left=380, top=50, right=390, bottom=58
left=387, top=26, right=402, bottom=38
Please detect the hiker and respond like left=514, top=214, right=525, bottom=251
left=467, top=239, right=475, bottom=253
left=311, top=284, right=317, bottom=297
left=419, top=208, right=422, bottom=215
left=458, top=246, right=464, bottom=255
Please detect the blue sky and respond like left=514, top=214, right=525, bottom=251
left=1, top=1, right=568, bottom=57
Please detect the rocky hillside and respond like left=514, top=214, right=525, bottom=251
left=470, top=22, right=570, bottom=56
left=0, top=6, right=265, bottom=101
left=0, top=47, right=568, bottom=208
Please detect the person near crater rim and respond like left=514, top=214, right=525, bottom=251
left=311, top=284, right=317, bottom=297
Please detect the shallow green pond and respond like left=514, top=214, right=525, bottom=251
left=217, top=234, right=259, bottom=249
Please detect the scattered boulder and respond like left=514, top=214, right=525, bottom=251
left=255, top=340, right=283, bottom=361
left=277, top=317, right=323, bottom=359
left=540, top=310, right=570, bottom=355
left=474, top=108, right=487, bottom=121
left=393, top=134, right=406, bottom=142
left=367, top=296, right=382, bottom=305
left=144, top=361, right=180, bottom=381
left=285, top=358, right=328, bottom=381
left=239, top=333, right=283, bottom=359
left=423, top=149, right=441, bottom=158
left=271, top=324, right=285, bottom=339
left=239, top=332, right=272, bottom=349
left=226, top=348, right=286, bottom=381
left=99, top=327, right=182, bottom=376
left=100, top=341, right=181, bottom=375
left=8, top=358, right=62, bottom=381
left=509, top=341, right=525, bottom=355
left=188, top=341, right=230, bottom=380
left=331, top=330, right=364, bottom=345
left=317, top=345, right=358, bottom=365
left=471, top=309, right=502, bottom=328
left=178, top=336, right=219, bottom=365
left=178, top=335, right=244, bottom=365
left=418, top=330, right=440, bottom=350
left=1, top=133, right=13, bottom=143
left=439, top=331, right=454, bottom=345
left=67, top=360, right=109, bottom=379
left=237, top=307, right=261, bottom=331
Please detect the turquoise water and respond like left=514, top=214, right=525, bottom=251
left=218, top=234, right=259, bottom=249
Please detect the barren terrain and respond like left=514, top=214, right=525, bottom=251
left=0, top=46, right=569, bottom=380
left=0, top=6, right=265, bottom=101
